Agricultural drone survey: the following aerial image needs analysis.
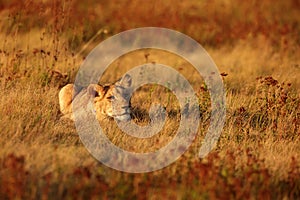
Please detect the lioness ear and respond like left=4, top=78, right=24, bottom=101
left=87, top=84, right=105, bottom=98
left=116, top=74, right=132, bottom=87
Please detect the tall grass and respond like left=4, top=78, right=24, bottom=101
left=0, top=0, right=299, bottom=199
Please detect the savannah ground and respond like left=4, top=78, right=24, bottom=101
left=0, top=0, right=299, bottom=199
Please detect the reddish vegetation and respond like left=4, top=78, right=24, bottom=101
left=0, top=151, right=299, bottom=199
left=0, top=0, right=299, bottom=199
left=1, top=0, right=299, bottom=48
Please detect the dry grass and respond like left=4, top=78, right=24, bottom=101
left=0, top=0, right=299, bottom=199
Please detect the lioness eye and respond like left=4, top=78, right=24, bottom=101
left=107, top=96, right=115, bottom=100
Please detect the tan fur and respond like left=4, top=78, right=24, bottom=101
left=59, top=75, right=132, bottom=121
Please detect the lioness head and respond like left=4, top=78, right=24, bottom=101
left=86, top=74, right=132, bottom=121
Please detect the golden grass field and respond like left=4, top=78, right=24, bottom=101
left=0, top=0, right=299, bottom=199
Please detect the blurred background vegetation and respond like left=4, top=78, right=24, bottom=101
left=0, top=0, right=299, bottom=199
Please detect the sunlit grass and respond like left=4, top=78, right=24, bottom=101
left=0, top=0, right=299, bottom=199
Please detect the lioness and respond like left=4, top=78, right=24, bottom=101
left=59, top=74, right=132, bottom=121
